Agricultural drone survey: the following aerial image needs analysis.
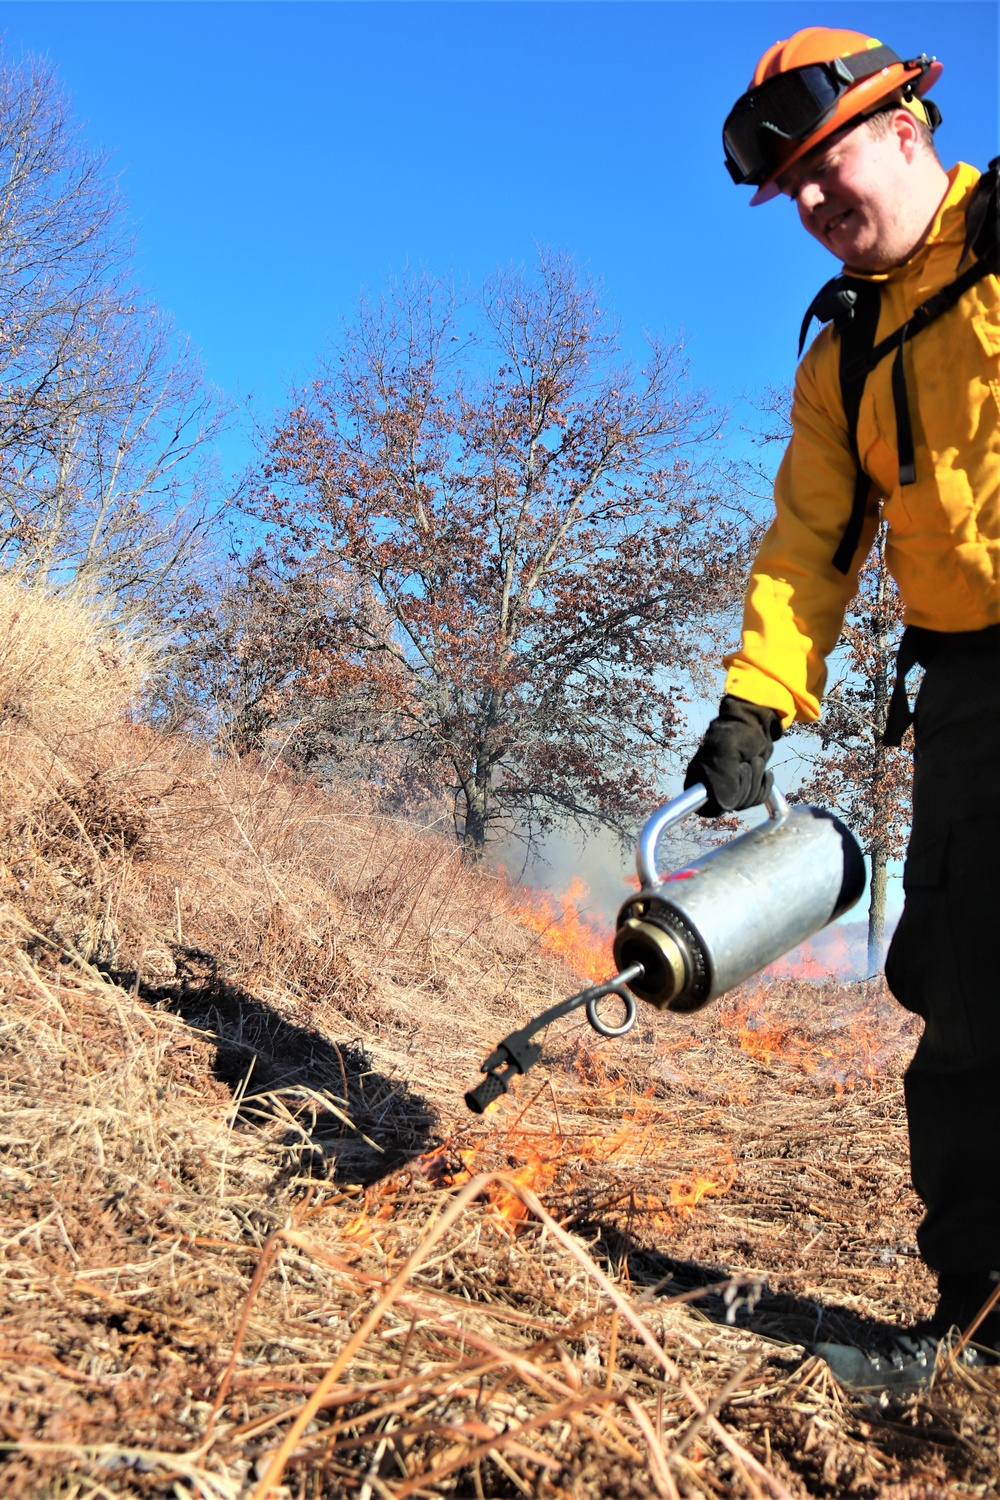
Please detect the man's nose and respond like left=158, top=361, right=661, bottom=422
left=797, top=180, right=826, bottom=213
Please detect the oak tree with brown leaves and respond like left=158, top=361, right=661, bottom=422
left=168, top=550, right=391, bottom=767
left=247, top=254, right=746, bottom=851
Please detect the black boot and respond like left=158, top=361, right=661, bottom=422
left=815, top=1271, right=1000, bottom=1394
left=932, top=1269, right=1000, bottom=1347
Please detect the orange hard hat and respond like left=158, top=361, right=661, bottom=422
left=723, top=26, right=943, bottom=205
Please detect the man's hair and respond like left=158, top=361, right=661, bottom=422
left=864, top=101, right=939, bottom=159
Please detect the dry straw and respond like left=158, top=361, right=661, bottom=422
left=0, top=572, right=152, bottom=741
left=0, top=576, right=997, bottom=1497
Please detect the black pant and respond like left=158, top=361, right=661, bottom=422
left=885, top=641, right=1000, bottom=1273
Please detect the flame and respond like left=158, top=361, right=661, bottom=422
left=414, top=1139, right=559, bottom=1229
left=574, top=1102, right=666, bottom=1168
left=342, top=1211, right=371, bottom=1240
left=766, top=927, right=853, bottom=981
left=487, top=1148, right=559, bottom=1224
left=721, top=1003, right=840, bottom=1077
left=627, top=1163, right=736, bottom=1235
left=413, top=1113, right=734, bottom=1238
left=415, top=1142, right=477, bottom=1188
left=507, top=874, right=614, bottom=982
left=668, top=1165, right=736, bottom=1218
left=717, top=984, right=895, bottom=1093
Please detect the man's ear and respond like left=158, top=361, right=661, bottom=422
left=891, top=108, right=922, bottom=163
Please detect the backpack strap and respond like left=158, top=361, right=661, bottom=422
left=828, top=279, right=884, bottom=573
left=797, top=275, right=884, bottom=575
left=841, top=167, right=997, bottom=509
left=961, top=154, right=998, bottom=267
left=798, top=275, right=868, bottom=358
left=842, top=244, right=998, bottom=496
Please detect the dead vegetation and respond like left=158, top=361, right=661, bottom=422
left=0, top=580, right=997, bottom=1499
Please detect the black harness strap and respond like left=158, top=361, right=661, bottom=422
left=798, top=157, right=999, bottom=576
left=883, top=621, right=1000, bottom=746
left=800, top=275, right=884, bottom=573
left=961, top=156, right=999, bottom=267
left=891, top=323, right=917, bottom=486
left=844, top=248, right=1000, bottom=385
left=831, top=279, right=883, bottom=573
left=882, top=624, right=925, bottom=746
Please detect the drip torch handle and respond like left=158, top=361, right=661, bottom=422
left=636, top=783, right=709, bottom=887
left=636, top=781, right=791, bottom=887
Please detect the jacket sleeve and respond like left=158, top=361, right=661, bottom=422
left=723, top=340, right=881, bottom=725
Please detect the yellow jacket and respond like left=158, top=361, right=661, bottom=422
left=724, top=162, right=1000, bottom=725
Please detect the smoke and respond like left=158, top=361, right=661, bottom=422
left=499, top=824, right=902, bottom=986
left=771, top=920, right=896, bottom=983
left=508, top=823, right=637, bottom=929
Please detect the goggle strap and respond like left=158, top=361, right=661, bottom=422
left=834, top=43, right=903, bottom=85
left=923, top=98, right=943, bottom=132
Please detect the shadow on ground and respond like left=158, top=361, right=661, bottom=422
left=108, top=943, right=438, bottom=1187
left=588, top=1226, right=901, bottom=1356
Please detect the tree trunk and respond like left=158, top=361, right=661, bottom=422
left=461, top=775, right=489, bottom=854
left=868, top=842, right=888, bottom=975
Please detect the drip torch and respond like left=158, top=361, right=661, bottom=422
left=464, top=781, right=865, bottom=1113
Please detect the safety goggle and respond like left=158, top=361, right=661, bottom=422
left=723, top=45, right=928, bottom=186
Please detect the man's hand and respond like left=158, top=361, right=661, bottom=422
left=684, top=696, right=784, bottom=817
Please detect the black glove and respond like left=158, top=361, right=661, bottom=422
left=684, top=695, right=783, bottom=817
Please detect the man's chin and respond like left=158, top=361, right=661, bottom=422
left=813, top=224, right=864, bottom=265
left=833, top=229, right=884, bottom=271
left=841, top=244, right=892, bottom=272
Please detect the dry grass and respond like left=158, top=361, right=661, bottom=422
left=0, top=573, right=152, bottom=740
left=0, top=580, right=997, bottom=1499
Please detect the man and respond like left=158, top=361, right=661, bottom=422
left=686, top=26, right=999, bottom=1384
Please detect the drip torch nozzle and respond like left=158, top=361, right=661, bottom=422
left=465, top=1071, right=509, bottom=1114
left=464, top=964, right=644, bottom=1114
left=464, top=1037, right=543, bottom=1114
left=612, top=917, right=690, bottom=1008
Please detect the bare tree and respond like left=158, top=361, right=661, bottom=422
left=246, top=254, right=747, bottom=851
left=171, top=552, right=392, bottom=768
left=0, top=51, right=226, bottom=619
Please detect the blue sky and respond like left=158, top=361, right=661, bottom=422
left=1, top=2, right=995, bottom=483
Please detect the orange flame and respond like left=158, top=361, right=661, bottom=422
left=718, top=983, right=895, bottom=1093
left=765, top=927, right=853, bottom=981
left=414, top=1110, right=734, bottom=1239
left=415, top=1142, right=477, bottom=1188
left=413, top=1139, right=559, bottom=1229
left=668, top=1165, right=736, bottom=1218
left=507, top=874, right=614, bottom=982
left=487, top=1148, right=559, bottom=1224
